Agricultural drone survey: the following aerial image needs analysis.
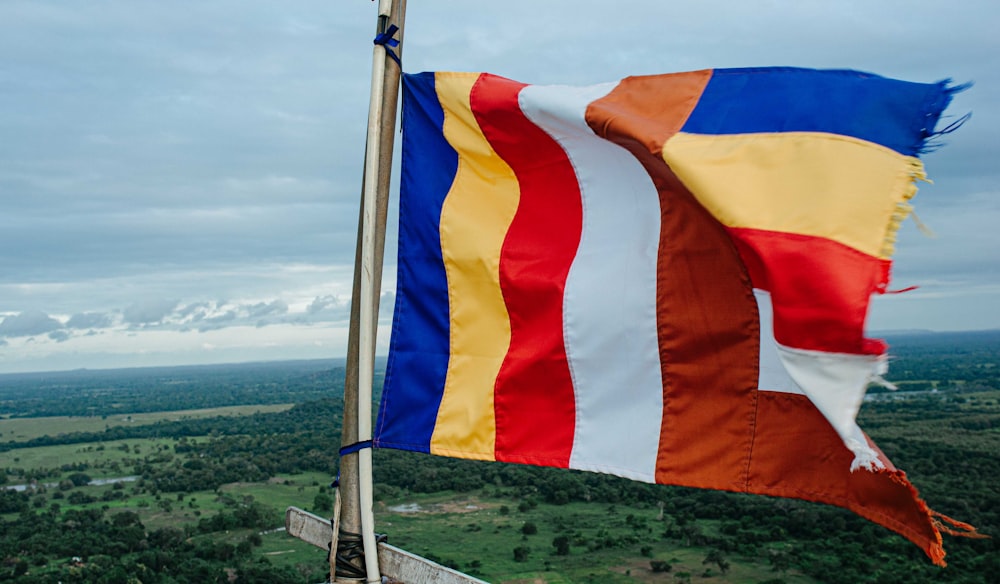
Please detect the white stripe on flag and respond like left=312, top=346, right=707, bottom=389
left=754, top=289, right=802, bottom=395
left=754, top=289, right=885, bottom=470
left=520, top=82, right=664, bottom=482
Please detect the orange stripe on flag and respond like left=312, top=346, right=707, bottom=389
left=586, top=72, right=761, bottom=492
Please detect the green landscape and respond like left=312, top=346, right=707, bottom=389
left=1, top=332, right=998, bottom=583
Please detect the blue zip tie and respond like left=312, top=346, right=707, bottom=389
left=374, top=24, right=402, bottom=67
left=340, top=440, right=373, bottom=456
left=331, top=440, right=374, bottom=487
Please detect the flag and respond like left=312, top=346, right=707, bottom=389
left=374, top=67, right=967, bottom=564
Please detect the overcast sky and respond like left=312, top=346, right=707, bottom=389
left=0, top=0, right=996, bottom=374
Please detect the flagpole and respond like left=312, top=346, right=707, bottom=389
left=338, top=0, right=405, bottom=582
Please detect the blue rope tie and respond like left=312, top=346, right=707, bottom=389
left=373, top=24, right=401, bottom=67
left=340, top=440, right=373, bottom=456
left=331, top=440, right=374, bottom=487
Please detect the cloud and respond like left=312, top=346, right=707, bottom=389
left=379, top=292, right=395, bottom=323
left=0, top=0, right=996, bottom=374
left=247, top=299, right=288, bottom=318
left=283, top=294, right=348, bottom=325
left=177, top=302, right=212, bottom=320
left=307, top=295, right=341, bottom=315
left=0, top=310, right=63, bottom=337
left=46, top=296, right=345, bottom=337
left=197, top=310, right=238, bottom=332
left=66, top=311, right=114, bottom=329
left=123, top=299, right=179, bottom=325
left=48, top=330, right=70, bottom=343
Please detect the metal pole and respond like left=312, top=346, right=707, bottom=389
left=337, top=0, right=406, bottom=581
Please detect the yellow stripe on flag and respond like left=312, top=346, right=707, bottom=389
left=662, top=131, right=918, bottom=259
left=431, top=72, right=519, bottom=460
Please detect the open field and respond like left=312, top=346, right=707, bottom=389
left=252, top=530, right=328, bottom=572
left=5, top=462, right=819, bottom=583
left=3, top=469, right=333, bottom=522
left=371, top=491, right=815, bottom=584
left=1, top=438, right=181, bottom=479
left=2, top=354, right=996, bottom=582
left=3, top=404, right=994, bottom=582
left=218, top=471, right=333, bottom=511
left=0, top=403, right=294, bottom=441
left=859, top=388, right=1000, bottom=459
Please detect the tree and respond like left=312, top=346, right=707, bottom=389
left=148, top=527, right=186, bottom=551
left=679, top=523, right=702, bottom=546
left=313, top=492, right=333, bottom=513
left=703, top=549, right=730, bottom=575
left=521, top=521, right=537, bottom=536
left=513, top=546, right=530, bottom=562
left=67, top=472, right=92, bottom=487
left=552, top=536, right=570, bottom=556
left=769, top=549, right=791, bottom=574
left=0, top=490, right=28, bottom=514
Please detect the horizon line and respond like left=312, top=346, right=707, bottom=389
left=3, top=328, right=999, bottom=378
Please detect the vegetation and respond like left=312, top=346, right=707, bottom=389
left=0, top=360, right=345, bottom=418
left=0, top=404, right=293, bottom=442
left=0, top=332, right=997, bottom=582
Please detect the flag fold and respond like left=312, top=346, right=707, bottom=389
left=374, top=67, right=965, bottom=564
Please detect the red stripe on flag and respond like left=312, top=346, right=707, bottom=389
left=586, top=73, right=761, bottom=491
left=728, top=227, right=890, bottom=355
left=471, top=74, right=581, bottom=466
left=749, top=391, right=945, bottom=565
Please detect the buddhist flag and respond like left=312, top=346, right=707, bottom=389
left=374, top=67, right=969, bottom=564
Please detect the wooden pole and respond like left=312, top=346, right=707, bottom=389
left=337, top=0, right=406, bottom=582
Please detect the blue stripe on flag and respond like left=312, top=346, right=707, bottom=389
left=375, top=73, right=457, bottom=452
left=681, top=67, right=951, bottom=156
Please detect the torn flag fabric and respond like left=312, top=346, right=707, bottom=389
left=374, top=67, right=967, bottom=564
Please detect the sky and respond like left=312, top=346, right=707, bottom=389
left=0, top=0, right=997, bottom=374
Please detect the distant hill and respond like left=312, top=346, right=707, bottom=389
left=881, top=329, right=1000, bottom=351
left=0, top=358, right=379, bottom=418
left=0, top=358, right=345, bottom=382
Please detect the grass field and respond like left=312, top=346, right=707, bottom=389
left=9, top=391, right=994, bottom=582
left=255, top=530, right=328, bottom=575
left=63, top=471, right=335, bottom=530
left=0, top=467, right=332, bottom=579
left=4, top=436, right=821, bottom=583
left=25, top=464, right=815, bottom=583
left=207, top=479, right=817, bottom=582
left=218, top=471, right=333, bottom=510
left=0, top=403, right=294, bottom=441
left=862, top=388, right=1000, bottom=453
left=1, top=438, right=181, bottom=479
left=369, top=491, right=816, bottom=584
